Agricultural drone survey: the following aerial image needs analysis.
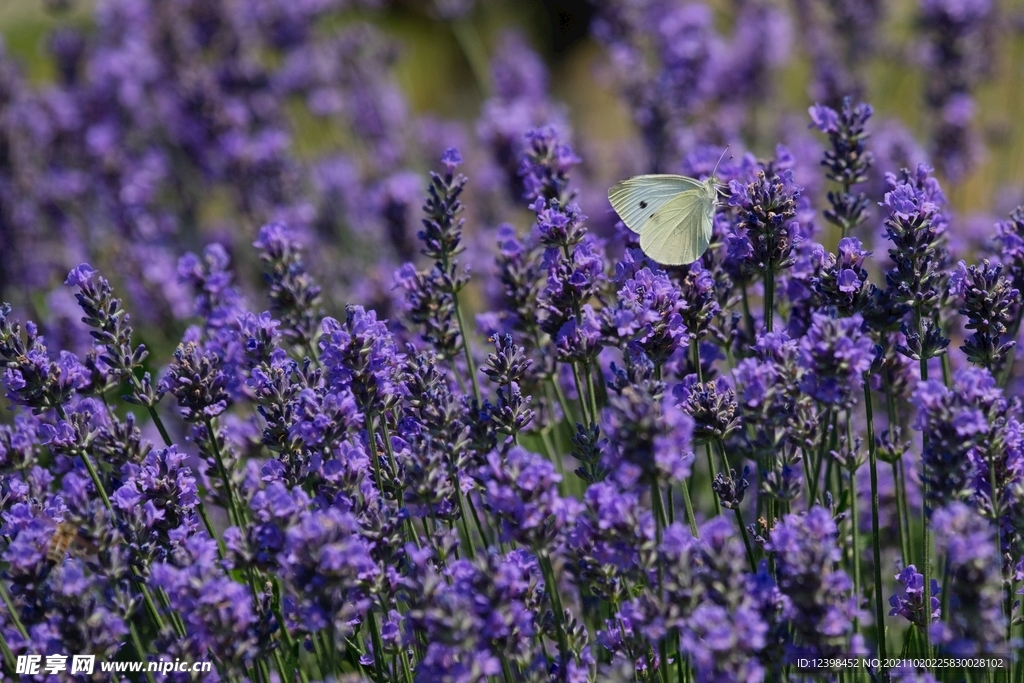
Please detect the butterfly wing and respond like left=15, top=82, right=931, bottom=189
left=638, top=188, right=713, bottom=266
left=608, top=174, right=703, bottom=233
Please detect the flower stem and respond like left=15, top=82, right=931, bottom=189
left=450, top=18, right=491, bottom=98
left=570, top=362, right=591, bottom=427
left=128, top=620, right=158, bottom=683
left=452, top=289, right=482, bottom=404
left=998, top=308, right=1023, bottom=387
left=0, top=629, right=16, bottom=678
left=539, top=553, right=570, bottom=670
left=454, top=478, right=478, bottom=559
left=584, top=359, right=600, bottom=427
left=919, top=340, right=932, bottom=658
left=693, top=341, right=722, bottom=520
left=146, top=405, right=174, bottom=448
left=677, top=478, right=698, bottom=538
left=735, top=505, right=757, bottom=572
left=204, top=418, right=243, bottom=529
left=0, top=580, right=28, bottom=641
left=850, top=462, right=862, bottom=637
left=808, top=408, right=832, bottom=505
left=366, top=610, right=389, bottom=683
left=864, top=383, right=889, bottom=670
left=741, top=285, right=756, bottom=341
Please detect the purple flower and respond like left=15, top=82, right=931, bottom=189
left=406, top=549, right=544, bottom=680
left=677, top=518, right=770, bottom=682
left=882, top=164, right=951, bottom=365
left=538, top=235, right=606, bottom=336
left=278, top=507, right=378, bottom=637
left=809, top=98, right=875, bottom=235
left=64, top=263, right=96, bottom=288
left=554, top=305, right=603, bottom=364
left=113, top=445, right=199, bottom=565
left=440, top=147, right=463, bottom=171
left=0, top=306, right=85, bottom=412
left=478, top=445, right=580, bottom=549
left=765, top=507, right=860, bottom=659
left=677, top=262, right=720, bottom=342
left=929, top=502, right=1005, bottom=655
left=253, top=223, right=323, bottom=349
left=519, top=126, right=580, bottom=204
left=889, top=564, right=941, bottom=626
left=160, top=341, right=230, bottom=422
left=947, top=259, right=1019, bottom=371
left=604, top=375, right=695, bottom=487
left=797, top=312, right=875, bottom=406
left=814, top=237, right=872, bottom=314
left=674, top=375, right=739, bottom=445
left=319, top=306, right=406, bottom=416
left=912, top=366, right=1007, bottom=511
left=808, top=104, right=841, bottom=133
left=602, top=266, right=688, bottom=367
left=920, top=0, right=993, bottom=179
left=567, top=482, right=653, bottom=594
left=151, top=537, right=263, bottom=665
left=726, top=167, right=801, bottom=288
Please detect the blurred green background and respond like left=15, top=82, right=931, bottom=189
left=3, top=0, right=1024, bottom=216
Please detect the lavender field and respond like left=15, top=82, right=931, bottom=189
left=2, top=0, right=1024, bottom=681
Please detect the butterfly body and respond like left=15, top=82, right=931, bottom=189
left=608, top=174, right=719, bottom=266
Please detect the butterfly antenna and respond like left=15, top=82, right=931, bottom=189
left=711, top=145, right=730, bottom=179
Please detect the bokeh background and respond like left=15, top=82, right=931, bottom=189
left=0, top=0, right=1023, bottom=364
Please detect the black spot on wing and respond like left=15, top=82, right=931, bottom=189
left=639, top=200, right=648, bottom=209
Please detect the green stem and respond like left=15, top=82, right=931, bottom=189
left=989, top=453, right=1008, bottom=647
left=450, top=19, right=491, bottom=98
left=741, top=285, right=756, bottom=342
left=919, top=317, right=932, bottom=658
left=570, top=362, right=591, bottom=427
left=882, top=373, right=911, bottom=567
left=146, top=405, right=173, bottom=448
left=272, top=580, right=310, bottom=683
left=77, top=446, right=114, bottom=513
left=864, top=383, right=889, bottom=671
left=0, top=629, right=15, bottom=679
left=366, top=611, right=389, bottom=683
left=705, top=443, right=722, bottom=518
left=128, top=621, right=158, bottom=683
left=659, top=637, right=670, bottom=683
left=584, top=359, right=601, bottom=428
left=998, top=308, right=1023, bottom=387
left=677, top=478, right=698, bottom=538
left=651, top=481, right=666, bottom=534
left=735, top=505, right=757, bottom=572
left=452, top=289, right=482, bottom=404
left=808, top=408, right=832, bottom=505
left=204, top=418, right=243, bottom=528
left=850, top=463, right=862, bottom=637
left=500, top=655, right=516, bottom=683
left=551, top=374, right=578, bottom=427
left=693, top=341, right=723, bottom=521
left=764, top=267, right=775, bottom=333
left=0, top=580, right=28, bottom=641
left=367, top=413, right=386, bottom=496
left=198, top=503, right=226, bottom=556
left=539, top=554, right=570, bottom=670
left=455, top=484, right=478, bottom=559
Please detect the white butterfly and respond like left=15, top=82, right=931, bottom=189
left=608, top=172, right=720, bottom=266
